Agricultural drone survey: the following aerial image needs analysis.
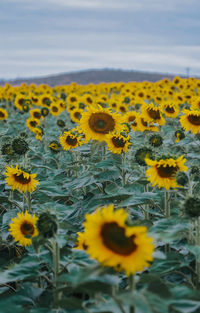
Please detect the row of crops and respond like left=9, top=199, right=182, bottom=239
left=0, top=77, right=200, bottom=312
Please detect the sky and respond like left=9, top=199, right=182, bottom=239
left=1, top=0, right=200, bottom=79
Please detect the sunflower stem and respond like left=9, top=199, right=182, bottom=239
left=129, top=275, right=135, bottom=313
left=164, top=190, right=170, bottom=218
left=27, top=192, right=32, bottom=212
left=122, top=152, right=126, bottom=187
left=52, top=239, right=60, bottom=307
left=144, top=184, right=149, bottom=220
left=195, top=217, right=200, bottom=287
left=111, top=285, right=126, bottom=313
left=9, top=190, right=14, bottom=209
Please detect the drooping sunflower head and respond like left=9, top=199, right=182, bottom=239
left=49, top=140, right=61, bottom=153
left=57, top=119, right=66, bottom=128
left=9, top=211, right=38, bottom=246
left=79, top=106, right=124, bottom=142
left=11, top=137, right=29, bottom=155
left=183, top=197, right=200, bottom=218
left=4, top=165, right=39, bottom=193
left=83, top=204, right=154, bottom=275
left=175, top=129, right=185, bottom=143
left=135, top=147, right=154, bottom=166
left=145, top=155, right=188, bottom=190
left=37, top=212, right=58, bottom=239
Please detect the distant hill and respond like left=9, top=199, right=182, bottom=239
left=0, top=69, right=181, bottom=87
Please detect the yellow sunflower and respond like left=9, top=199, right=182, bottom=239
left=0, top=108, right=8, bottom=120
left=161, top=102, right=179, bottom=118
left=124, top=111, right=140, bottom=131
left=70, top=108, right=83, bottom=123
left=30, top=108, right=43, bottom=120
left=26, top=117, right=40, bottom=132
left=79, top=106, right=123, bottom=142
left=145, top=156, right=188, bottom=190
left=14, top=94, right=26, bottom=110
left=4, top=165, right=39, bottom=193
left=180, top=109, right=200, bottom=134
left=76, top=232, right=88, bottom=250
left=83, top=204, right=154, bottom=276
left=106, top=132, right=131, bottom=154
left=60, top=131, right=81, bottom=150
left=141, top=103, right=166, bottom=126
left=50, top=102, right=62, bottom=116
left=9, top=211, right=38, bottom=247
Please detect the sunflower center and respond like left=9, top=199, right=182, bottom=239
left=157, top=165, right=178, bottom=178
left=33, top=112, right=41, bottom=118
left=74, top=112, right=81, bottom=119
left=128, top=116, right=136, bottom=122
left=14, top=173, right=31, bottom=184
left=52, top=106, right=58, bottom=112
left=141, top=118, right=148, bottom=127
left=30, top=121, right=37, bottom=127
left=112, top=136, right=126, bottom=148
left=0, top=111, right=5, bottom=118
left=20, top=221, right=34, bottom=237
left=89, top=112, right=115, bottom=134
left=66, top=135, right=78, bottom=146
left=87, top=97, right=93, bottom=104
left=70, top=97, right=77, bottom=102
left=101, top=222, right=137, bottom=256
left=147, top=108, right=161, bottom=120
left=120, top=106, right=126, bottom=112
left=18, top=98, right=24, bottom=105
left=165, top=106, right=175, bottom=113
left=43, top=98, right=51, bottom=106
left=187, top=114, right=200, bottom=125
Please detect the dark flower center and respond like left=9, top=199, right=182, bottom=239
left=120, top=106, right=126, bottom=112
left=157, top=165, right=178, bottom=178
left=18, top=98, right=24, bottom=105
left=87, top=97, right=93, bottom=104
left=70, top=97, right=77, bottom=102
left=112, top=136, right=126, bottom=148
left=141, top=118, right=148, bottom=127
left=14, top=173, right=31, bottom=184
left=89, top=112, right=115, bottom=134
left=101, top=222, right=137, bottom=256
left=0, top=111, right=5, bottom=118
left=30, top=121, right=37, bottom=127
left=166, top=106, right=175, bottom=113
left=147, top=108, right=161, bottom=120
left=33, top=112, right=41, bottom=119
left=66, top=135, right=78, bottom=146
left=52, top=106, right=58, bottom=112
left=20, top=221, right=34, bottom=237
left=188, top=114, right=200, bottom=126
left=43, top=98, right=51, bottom=106
left=74, top=112, right=81, bottom=119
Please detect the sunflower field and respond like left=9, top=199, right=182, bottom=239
left=1, top=77, right=200, bottom=313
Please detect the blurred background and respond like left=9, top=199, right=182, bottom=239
left=1, top=0, right=200, bottom=82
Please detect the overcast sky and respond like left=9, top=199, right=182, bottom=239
left=1, top=0, right=200, bottom=79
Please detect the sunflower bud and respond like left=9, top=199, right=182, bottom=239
left=57, top=119, right=65, bottom=128
left=183, top=197, right=200, bottom=218
left=41, top=107, right=49, bottom=117
left=149, top=134, right=163, bottom=147
left=1, top=143, right=14, bottom=156
left=49, top=140, right=61, bottom=153
left=135, top=147, right=154, bottom=166
left=12, top=138, right=29, bottom=155
left=176, top=172, right=188, bottom=186
left=175, top=129, right=185, bottom=142
left=37, top=212, right=58, bottom=238
left=22, top=103, right=29, bottom=112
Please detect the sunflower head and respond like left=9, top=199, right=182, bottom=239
left=83, top=204, right=154, bottom=275
left=57, top=119, right=66, bottom=128
left=183, top=197, right=200, bottom=218
left=149, top=134, right=163, bottom=147
left=49, top=140, right=61, bottom=153
left=41, top=107, right=49, bottom=117
left=176, top=172, right=188, bottom=186
left=135, top=147, right=154, bottom=166
left=9, top=211, right=38, bottom=246
left=1, top=143, right=14, bottom=157
left=12, top=138, right=29, bottom=155
left=37, top=212, right=58, bottom=238
left=175, top=129, right=185, bottom=142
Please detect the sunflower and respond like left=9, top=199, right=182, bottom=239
left=0, top=108, right=8, bottom=120
left=106, top=132, right=131, bottom=154
left=70, top=109, right=83, bottom=123
left=14, top=94, right=26, bottom=110
left=145, top=155, right=188, bottom=190
left=141, top=103, right=165, bottom=126
left=9, top=211, right=38, bottom=246
left=161, top=102, right=179, bottom=118
left=124, top=111, right=140, bottom=131
left=76, top=232, right=88, bottom=250
left=30, top=108, right=43, bottom=120
left=4, top=165, right=39, bottom=193
left=67, top=93, right=79, bottom=105
left=60, top=131, right=81, bottom=150
left=49, top=140, right=61, bottom=153
left=79, top=106, right=123, bottom=142
left=38, top=94, right=53, bottom=107
left=180, top=109, right=200, bottom=134
left=50, top=103, right=62, bottom=116
left=26, top=117, right=40, bottom=132
left=83, top=204, right=154, bottom=276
